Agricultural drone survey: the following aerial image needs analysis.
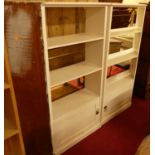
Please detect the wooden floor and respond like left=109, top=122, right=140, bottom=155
left=135, top=135, right=150, bottom=155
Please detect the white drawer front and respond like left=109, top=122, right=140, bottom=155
left=102, top=88, right=132, bottom=117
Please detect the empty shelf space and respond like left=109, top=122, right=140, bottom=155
left=50, top=62, right=102, bottom=87
left=108, top=48, right=138, bottom=66
left=4, top=118, right=18, bottom=140
left=110, top=27, right=142, bottom=37
left=52, top=88, right=99, bottom=120
left=4, top=83, right=10, bottom=90
left=47, top=33, right=104, bottom=49
left=105, top=71, right=134, bottom=101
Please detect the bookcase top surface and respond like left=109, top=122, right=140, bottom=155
left=42, top=2, right=146, bottom=8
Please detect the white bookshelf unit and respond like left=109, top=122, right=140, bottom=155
left=41, top=2, right=146, bottom=155
left=101, top=4, right=146, bottom=126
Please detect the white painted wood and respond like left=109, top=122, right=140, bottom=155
left=108, top=48, right=138, bottom=66
left=111, top=3, right=146, bottom=7
left=85, top=71, right=102, bottom=96
left=103, top=96, right=132, bottom=117
left=53, top=100, right=97, bottom=148
left=47, top=33, right=104, bottom=49
left=106, top=70, right=131, bottom=85
left=133, top=32, right=142, bottom=52
left=98, top=6, right=113, bottom=125
left=54, top=123, right=101, bottom=155
left=43, top=2, right=111, bottom=8
left=130, top=58, right=139, bottom=78
left=50, top=62, right=102, bottom=87
left=100, top=6, right=113, bottom=125
left=42, top=2, right=146, bottom=8
left=41, top=5, right=54, bottom=149
left=102, top=72, right=133, bottom=123
left=129, top=7, right=146, bottom=78
left=101, top=5, right=146, bottom=128
left=85, top=40, right=104, bottom=67
left=136, top=7, right=146, bottom=28
left=41, top=3, right=146, bottom=154
left=105, top=71, right=134, bottom=102
left=113, top=36, right=133, bottom=43
left=52, top=88, right=99, bottom=120
left=130, top=7, right=146, bottom=78
left=101, top=101, right=131, bottom=125
left=111, top=26, right=141, bottom=37
left=85, top=71, right=102, bottom=121
left=86, top=8, right=105, bottom=36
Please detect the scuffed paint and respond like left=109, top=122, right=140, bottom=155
left=6, top=7, right=32, bottom=77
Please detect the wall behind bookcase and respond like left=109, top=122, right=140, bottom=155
left=4, top=0, right=98, bottom=155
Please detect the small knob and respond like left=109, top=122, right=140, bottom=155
left=96, top=109, right=99, bottom=115
left=104, top=106, right=108, bottom=111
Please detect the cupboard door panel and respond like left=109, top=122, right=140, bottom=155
left=53, top=100, right=99, bottom=148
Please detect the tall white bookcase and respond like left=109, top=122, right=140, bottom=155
left=41, top=2, right=146, bottom=155
left=101, top=4, right=146, bottom=124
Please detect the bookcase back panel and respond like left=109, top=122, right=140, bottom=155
left=86, top=7, right=105, bottom=36
left=46, top=8, right=85, bottom=37
left=48, top=44, right=85, bottom=70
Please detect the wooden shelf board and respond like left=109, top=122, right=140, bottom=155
left=110, top=27, right=141, bottom=37
left=4, top=118, right=19, bottom=140
left=50, top=62, right=102, bottom=87
left=5, top=128, right=19, bottom=140
left=4, top=83, right=10, bottom=90
left=47, top=33, right=104, bottom=49
left=105, top=71, right=134, bottom=101
left=53, top=88, right=99, bottom=120
left=108, top=48, right=138, bottom=66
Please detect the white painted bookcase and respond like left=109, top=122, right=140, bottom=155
left=41, top=2, right=146, bottom=155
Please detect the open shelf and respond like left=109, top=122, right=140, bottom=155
left=52, top=88, right=99, bottom=120
left=4, top=83, right=10, bottom=90
left=47, top=33, right=104, bottom=49
left=111, top=26, right=141, bottom=37
left=108, top=48, right=138, bottom=66
left=4, top=118, right=18, bottom=140
left=50, top=62, right=102, bottom=87
left=51, top=77, right=84, bottom=101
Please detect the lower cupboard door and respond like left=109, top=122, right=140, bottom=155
left=52, top=102, right=98, bottom=149
left=102, top=89, right=132, bottom=118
